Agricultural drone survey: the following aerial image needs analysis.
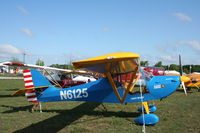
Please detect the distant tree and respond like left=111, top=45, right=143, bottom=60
left=50, top=64, right=59, bottom=68
left=154, top=61, right=163, bottom=67
left=183, top=65, right=191, bottom=74
left=162, top=65, right=169, bottom=70
left=60, top=64, right=73, bottom=69
left=9, top=57, right=23, bottom=70
left=10, top=57, right=23, bottom=63
left=191, top=65, right=200, bottom=73
left=183, top=68, right=189, bottom=74
left=67, top=64, right=73, bottom=69
left=36, top=59, right=44, bottom=66
left=166, top=64, right=200, bottom=74
left=169, top=64, right=179, bottom=71
left=49, top=64, right=73, bottom=69
left=140, top=61, right=149, bottom=66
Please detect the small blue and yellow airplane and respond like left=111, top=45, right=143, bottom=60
left=12, top=52, right=181, bottom=125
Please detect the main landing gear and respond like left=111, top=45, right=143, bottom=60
left=134, top=102, right=159, bottom=125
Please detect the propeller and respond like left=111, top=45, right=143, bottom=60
left=179, top=55, right=183, bottom=76
left=179, top=55, right=187, bottom=96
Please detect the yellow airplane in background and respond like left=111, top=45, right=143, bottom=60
left=178, top=55, right=200, bottom=92
left=165, top=55, right=200, bottom=94
left=184, top=73, right=200, bottom=91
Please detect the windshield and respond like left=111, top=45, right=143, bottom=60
left=110, top=59, right=139, bottom=89
left=141, top=69, right=154, bottom=82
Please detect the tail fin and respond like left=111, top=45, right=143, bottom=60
left=23, top=69, right=37, bottom=103
left=23, top=69, right=52, bottom=103
left=28, top=69, right=52, bottom=87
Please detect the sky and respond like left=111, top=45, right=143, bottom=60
left=0, top=0, right=200, bottom=66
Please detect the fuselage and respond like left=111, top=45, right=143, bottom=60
left=37, top=75, right=180, bottom=103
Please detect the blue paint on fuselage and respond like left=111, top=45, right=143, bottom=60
left=30, top=69, right=180, bottom=103
left=37, top=75, right=180, bottom=103
left=37, top=78, right=120, bottom=103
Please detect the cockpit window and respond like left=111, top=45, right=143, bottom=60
left=110, top=59, right=139, bottom=89
left=141, top=70, right=153, bottom=81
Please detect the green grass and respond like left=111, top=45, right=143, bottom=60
left=0, top=79, right=200, bottom=133
left=0, top=73, right=23, bottom=77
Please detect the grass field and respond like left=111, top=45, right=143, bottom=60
left=0, top=79, right=200, bottom=133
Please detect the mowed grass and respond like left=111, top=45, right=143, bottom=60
left=0, top=79, right=200, bottom=133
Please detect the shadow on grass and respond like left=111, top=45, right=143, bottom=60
left=176, top=89, right=193, bottom=94
left=1, top=105, right=33, bottom=113
left=0, top=94, right=22, bottom=98
left=6, top=102, right=140, bottom=133
left=42, top=108, right=140, bottom=119
left=0, top=88, right=19, bottom=91
left=0, top=95, right=13, bottom=98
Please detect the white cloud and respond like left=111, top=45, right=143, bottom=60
left=159, top=55, right=178, bottom=64
left=20, top=28, right=34, bottom=37
left=101, top=27, right=112, bottom=32
left=0, top=44, right=23, bottom=57
left=155, top=42, right=179, bottom=54
left=63, top=53, right=86, bottom=62
left=173, top=12, right=192, bottom=22
left=154, top=40, right=200, bottom=65
left=17, top=6, right=29, bottom=15
left=155, top=44, right=168, bottom=53
left=26, top=53, right=87, bottom=66
left=156, top=40, right=200, bottom=55
left=177, top=40, right=200, bottom=54
left=155, top=54, right=199, bottom=65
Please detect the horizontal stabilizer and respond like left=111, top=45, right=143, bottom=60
left=12, top=85, right=50, bottom=96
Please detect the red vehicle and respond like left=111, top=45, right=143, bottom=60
left=143, top=67, right=165, bottom=76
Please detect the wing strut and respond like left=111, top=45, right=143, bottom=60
left=105, top=63, right=139, bottom=103
left=106, top=63, right=123, bottom=102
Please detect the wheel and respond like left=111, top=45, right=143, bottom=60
left=137, top=104, right=157, bottom=113
left=134, top=114, right=159, bottom=125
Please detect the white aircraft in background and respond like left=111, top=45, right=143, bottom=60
left=0, top=63, right=9, bottom=73
left=164, top=70, right=180, bottom=75
left=2, top=62, right=96, bottom=88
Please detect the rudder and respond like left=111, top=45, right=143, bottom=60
left=23, top=69, right=52, bottom=103
left=29, top=69, right=52, bottom=87
left=23, top=69, right=38, bottom=103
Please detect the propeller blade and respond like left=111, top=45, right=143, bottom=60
left=179, top=55, right=183, bottom=76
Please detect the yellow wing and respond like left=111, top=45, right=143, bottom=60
left=73, top=52, right=140, bottom=74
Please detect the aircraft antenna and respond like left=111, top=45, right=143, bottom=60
left=179, top=55, right=183, bottom=76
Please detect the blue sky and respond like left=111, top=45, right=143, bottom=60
left=0, top=0, right=200, bottom=65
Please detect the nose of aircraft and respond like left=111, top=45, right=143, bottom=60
left=180, top=75, right=190, bottom=83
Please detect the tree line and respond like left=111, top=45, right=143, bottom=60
left=7, top=58, right=200, bottom=74
left=8, top=57, right=73, bottom=70
left=141, top=61, right=200, bottom=74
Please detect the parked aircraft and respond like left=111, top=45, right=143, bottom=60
left=12, top=52, right=182, bottom=125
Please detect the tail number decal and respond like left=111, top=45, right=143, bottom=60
left=60, top=88, right=88, bottom=100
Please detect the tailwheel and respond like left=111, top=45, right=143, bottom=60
left=137, top=104, right=157, bottom=113
left=134, top=114, right=159, bottom=125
